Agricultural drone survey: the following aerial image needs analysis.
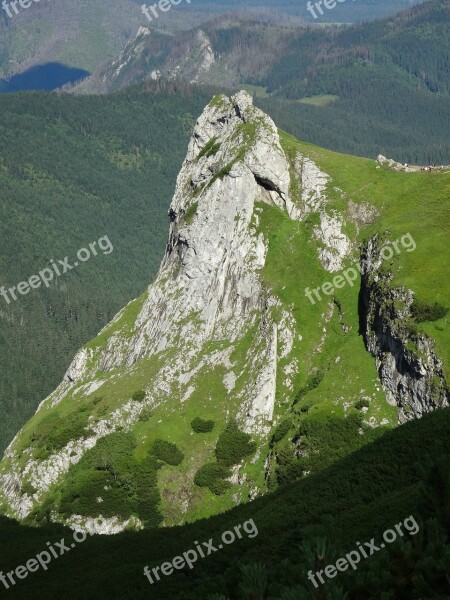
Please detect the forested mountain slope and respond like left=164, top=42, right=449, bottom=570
left=0, top=84, right=212, bottom=452
left=0, top=0, right=426, bottom=83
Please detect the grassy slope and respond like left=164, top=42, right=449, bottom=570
left=0, top=406, right=448, bottom=599
left=280, top=134, right=449, bottom=376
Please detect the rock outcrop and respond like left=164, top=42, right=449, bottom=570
left=360, top=236, right=449, bottom=422
left=0, top=92, right=303, bottom=529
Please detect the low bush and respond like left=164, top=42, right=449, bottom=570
left=191, top=417, right=215, bottom=433
left=355, top=399, right=370, bottom=410
left=271, top=419, right=293, bottom=445
left=194, top=463, right=231, bottom=495
left=411, top=299, right=448, bottom=322
left=132, top=390, right=146, bottom=402
left=138, top=406, right=153, bottom=422
left=215, top=420, right=256, bottom=466
left=150, top=439, right=184, bottom=466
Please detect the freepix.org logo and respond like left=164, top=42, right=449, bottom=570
left=141, top=0, right=191, bottom=23
left=144, top=519, right=258, bottom=585
left=306, top=0, right=356, bottom=20
left=307, top=515, right=420, bottom=588
left=0, top=235, right=113, bottom=305
left=0, top=527, right=91, bottom=590
left=1, top=0, right=50, bottom=19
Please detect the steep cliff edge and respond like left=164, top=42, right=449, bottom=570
left=0, top=92, right=447, bottom=533
left=360, top=236, right=449, bottom=422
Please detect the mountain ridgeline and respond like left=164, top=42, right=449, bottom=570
left=75, top=0, right=450, bottom=164
left=0, top=0, right=426, bottom=84
left=0, top=92, right=448, bottom=534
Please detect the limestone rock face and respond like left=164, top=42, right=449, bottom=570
left=360, top=236, right=449, bottom=422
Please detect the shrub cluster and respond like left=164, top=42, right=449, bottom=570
left=215, top=420, right=256, bottom=466
left=271, top=419, right=293, bottom=445
left=193, top=463, right=231, bottom=496
left=150, top=439, right=184, bottom=466
left=411, top=299, right=448, bottom=322
left=132, top=390, right=146, bottom=402
left=191, top=417, right=215, bottom=433
left=355, top=398, right=370, bottom=410
left=194, top=420, right=256, bottom=495
left=57, top=432, right=162, bottom=527
left=138, top=406, right=153, bottom=422
left=276, top=413, right=383, bottom=486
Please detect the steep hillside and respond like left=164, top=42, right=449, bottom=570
left=0, top=407, right=448, bottom=599
left=0, top=84, right=212, bottom=452
left=0, top=92, right=448, bottom=534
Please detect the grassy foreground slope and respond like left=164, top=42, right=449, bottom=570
left=0, top=406, right=448, bottom=599
left=0, top=84, right=212, bottom=451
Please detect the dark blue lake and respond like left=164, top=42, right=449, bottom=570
left=0, top=62, right=90, bottom=93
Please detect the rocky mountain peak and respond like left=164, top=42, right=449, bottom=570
left=0, top=92, right=447, bottom=534
left=0, top=92, right=302, bottom=528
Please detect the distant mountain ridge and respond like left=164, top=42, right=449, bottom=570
left=76, top=1, right=449, bottom=97
left=0, top=0, right=426, bottom=81
left=73, top=0, right=450, bottom=163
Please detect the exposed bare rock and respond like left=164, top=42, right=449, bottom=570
left=360, top=236, right=449, bottom=422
